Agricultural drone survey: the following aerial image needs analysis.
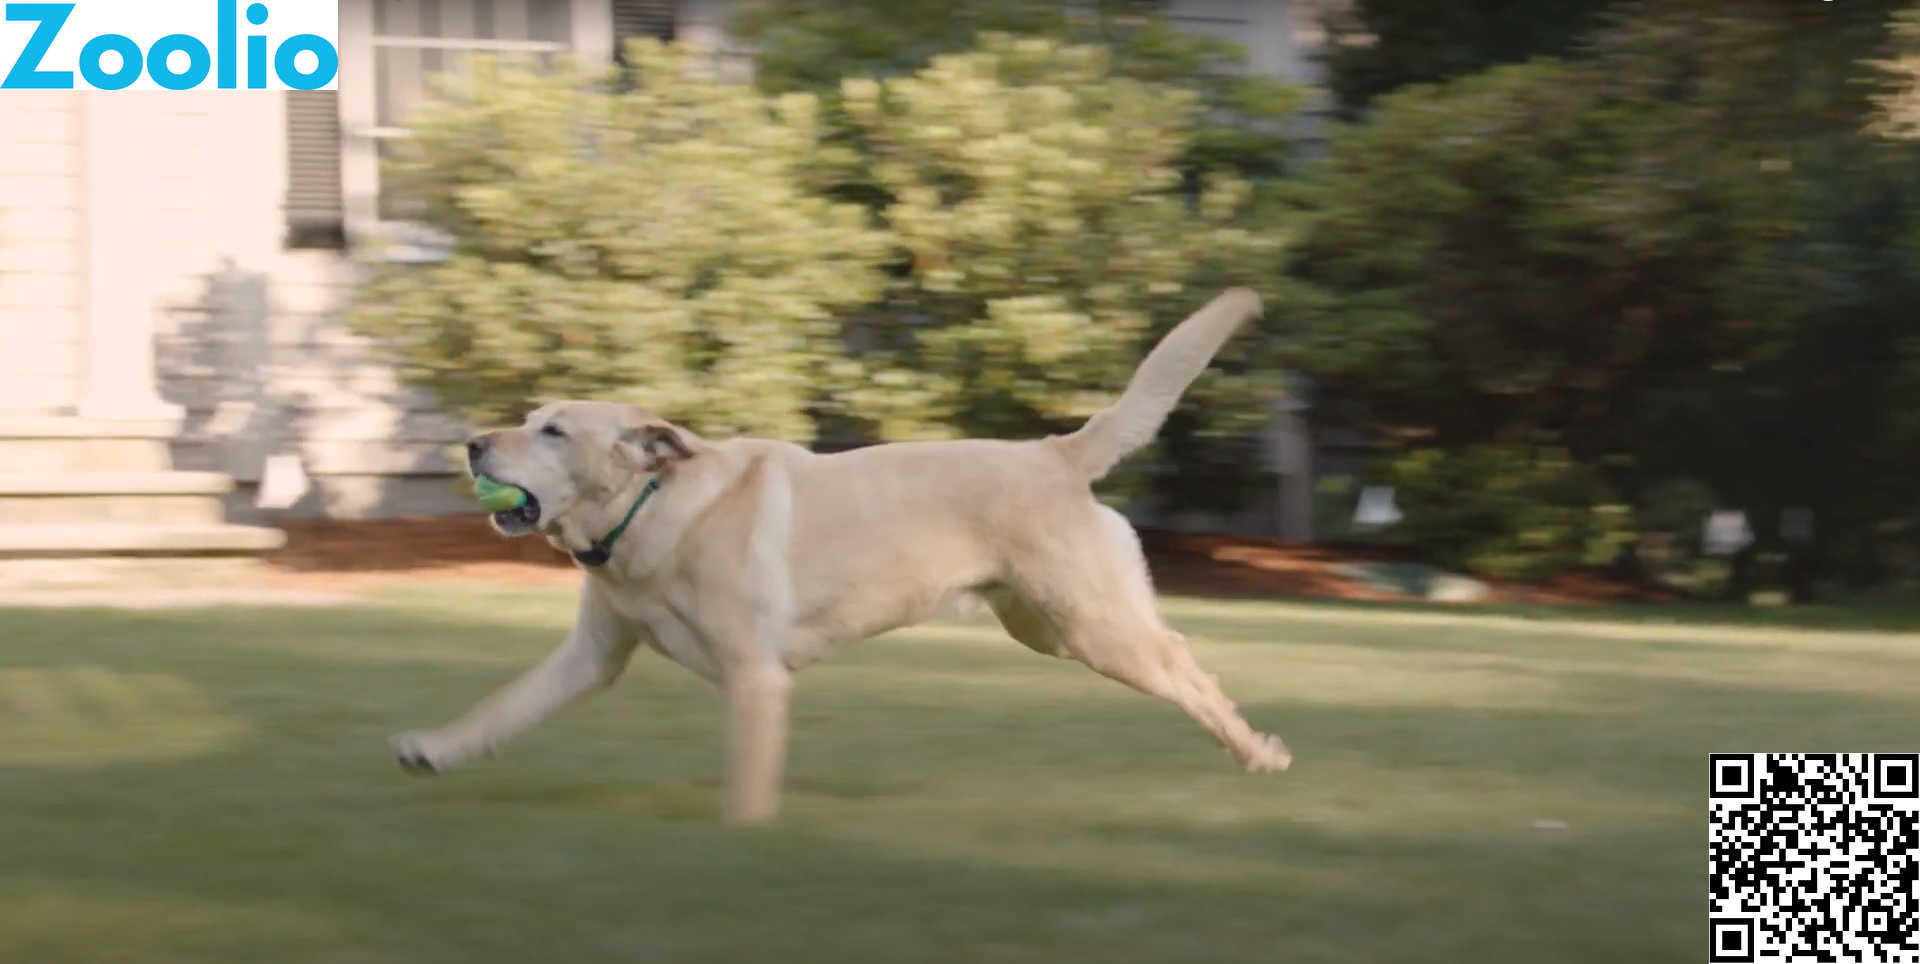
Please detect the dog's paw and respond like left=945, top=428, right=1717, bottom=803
left=1243, top=733, right=1293, bottom=774
left=389, top=731, right=448, bottom=775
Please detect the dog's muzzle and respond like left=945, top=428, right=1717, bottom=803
left=467, top=436, right=542, bottom=534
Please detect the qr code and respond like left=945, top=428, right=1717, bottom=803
left=1711, top=754, right=1920, bottom=962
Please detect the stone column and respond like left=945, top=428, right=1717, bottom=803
left=79, top=92, right=183, bottom=423
left=570, top=0, right=615, bottom=66
left=676, top=0, right=753, bottom=83
left=1264, top=399, right=1315, bottom=544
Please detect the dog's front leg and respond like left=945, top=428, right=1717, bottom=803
left=391, top=581, right=634, bottom=774
left=722, top=660, right=792, bottom=825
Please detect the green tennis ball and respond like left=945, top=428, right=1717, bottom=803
left=472, top=475, right=528, bottom=512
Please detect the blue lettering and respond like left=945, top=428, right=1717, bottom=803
left=274, top=33, right=335, bottom=91
left=77, top=32, right=139, bottom=90
left=247, top=33, right=265, bottom=88
left=245, top=0, right=267, bottom=87
left=2, top=1, right=341, bottom=91
left=148, top=34, right=210, bottom=91
left=216, top=0, right=235, bottom=88
left=2, top=3, right=75, bottom=90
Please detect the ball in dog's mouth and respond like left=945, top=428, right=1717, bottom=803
left=492, top=493, right=542, bottom=532
left=472, top=476, right=541, bottom=532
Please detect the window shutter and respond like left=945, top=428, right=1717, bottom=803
left=284, top=90, right=345, bottom=249
left=612, top=0, right=675, bottom=61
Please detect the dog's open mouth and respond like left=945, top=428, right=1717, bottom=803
left=483, top=484, right=542, bottom=534
left=493, top=493, right=541, bottom=532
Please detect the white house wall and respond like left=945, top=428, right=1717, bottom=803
left=111, top=91, right=471, bottom=518
left=0, top=93, right=86, bottom=413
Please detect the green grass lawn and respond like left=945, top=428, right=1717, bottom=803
left=4, top=583, right=1918, bottom=963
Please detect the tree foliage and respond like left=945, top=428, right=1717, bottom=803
left=1378, top=445, right=1635, bottom=581
left=1319, top=0, right=1617, bottom=116
left=1290, top=1, right=1920, bottom=589
left=351, top=35, right=1298, bottom=493
left=838, top=35, right=1291, bottom=449
left=730, top=0, right=1305, bottom=179
left=1870, top=2, right=1920, bottom=140
left=350, top=43, right=892, bottom=439
left=344, top=2, right=1920, bottom=591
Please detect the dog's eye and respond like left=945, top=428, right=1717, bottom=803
left=540, top=424, right=566, bottom=439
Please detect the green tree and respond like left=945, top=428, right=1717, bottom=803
left=1289, top=1, right=1920, bottom=587
left=350, top=43, right=892, bottom=439
left=730, top=0, right=1305, bottom=180
left=1865, top=2, right=1920, bottom=592
left=1870, top=2, right=1920, bottom=140
left=1376, top=445, right=1635, bottom=581
left=730, top=4, right=1307, bottom=511
left=836, top=35, right=1293, bottom=479
left=1320, top=0, right=1617, bottom=116
left=349, top=34, right=1296, bottom=507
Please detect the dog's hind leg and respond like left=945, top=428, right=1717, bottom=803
left=1078, top=619, right=1292, bottom=773
left=1005, top=504, right=1291, bottom=773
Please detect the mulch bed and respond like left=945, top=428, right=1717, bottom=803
left=261, top=517, right=1672, bottom=604
left=258, top=517, right=577, bottom=591
left=1140, top=530, right=1678, bottom=604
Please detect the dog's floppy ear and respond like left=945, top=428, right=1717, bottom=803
left=614, top=421, right=696, bottom=473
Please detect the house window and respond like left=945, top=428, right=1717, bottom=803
left=284, top=1, right=688, bottom=254
left=612, top=0, right=676, bottom=61
left=318, top=0, right=641, bottom=257
left=368, top=0, right=576, bottom=223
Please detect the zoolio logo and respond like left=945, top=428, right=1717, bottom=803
left=2, top=0, right=337, bottom=91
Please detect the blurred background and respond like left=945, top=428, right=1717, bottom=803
left=9, top=0, right=1920, bottom=609
left=6, top=5, right=1920, bottom=963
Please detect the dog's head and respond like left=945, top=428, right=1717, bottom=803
left=464, top=401, right=696, bottom=538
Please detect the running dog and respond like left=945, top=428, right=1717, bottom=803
left=391, top=287, right=1291, bottom=823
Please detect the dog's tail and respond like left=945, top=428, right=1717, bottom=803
left=1055, top=287, right=1264, bottom=482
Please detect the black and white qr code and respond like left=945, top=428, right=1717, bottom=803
left=1711, top=754, right=1920, bottom=962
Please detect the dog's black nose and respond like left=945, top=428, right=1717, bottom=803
left=466, top=436, right=490, bottom=464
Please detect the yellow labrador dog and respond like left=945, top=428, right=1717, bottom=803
left=391, top=288, right=1291, bottom=823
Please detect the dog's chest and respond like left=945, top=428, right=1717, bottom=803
left=598, top=580, right=723, bottom=681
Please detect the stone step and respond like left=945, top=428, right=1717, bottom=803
left=0, top=415, right=182, bottom=472
left=0, top=437, right=172, bottom=472
left=0, top=522, right=286, bottom=557
left=0, top=415, right=181, bottom=437
left=0, top=471, right=232, bottom=493
left=0, top=494, right=226, bottom=525
left=0, top=472, right=233, bottom=523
